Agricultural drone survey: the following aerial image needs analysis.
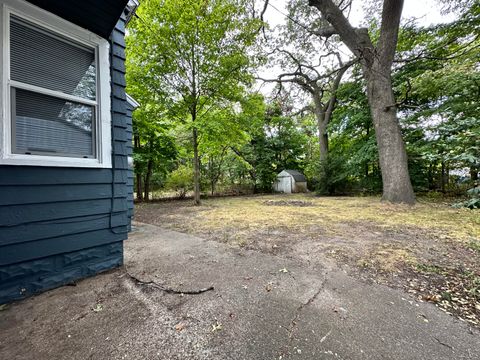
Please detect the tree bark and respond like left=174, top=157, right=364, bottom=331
left=134, top=134, right=143, bottom=201
left=309, top=0, right=415, bottom=204
left=471, top=166, right=479, bottom=181
left=364, top=63, right=415, bottom=204
left=312, top=92, right=329, bottom=161
left=440, top=161, right=447, bottom=193
left=365, top=122, right=370, bottom=178
left=192, top=127, right=201, bottom=205
left=144, top=159, right=153, bottom=201
left=427, top=163, right=434, bottom=190
left=136, top=172, right=143, bottom=201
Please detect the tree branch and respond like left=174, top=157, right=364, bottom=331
left=311, top=26, right=338, bottom=38
left=275, top=48, right=322, bottom=78
left=323, top=62, right=350, bottom=118
left=256, top=72, right=316, bottom=94
left=377, top=0, right=405, bottom=67
left=308, top=0, right=371, bottom=59
left=257, top=0, right=270, bottom=40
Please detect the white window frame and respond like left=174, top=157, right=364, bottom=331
left=0, top=0, right=111, bottom=168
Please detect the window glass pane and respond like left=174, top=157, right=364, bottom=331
left=13, top=88, right=94, bottom=157
left=10, top=16, right=96, bottom=101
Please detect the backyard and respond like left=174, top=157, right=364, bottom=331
left=2, top=194, right=479, bottom=359
left=136, top=194, right=480, bottom=327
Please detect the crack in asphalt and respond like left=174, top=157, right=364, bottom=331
left=278, top=271, right=329, bottom=358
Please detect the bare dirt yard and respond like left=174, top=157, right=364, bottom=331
left=135, top=194, right=480, bottom=327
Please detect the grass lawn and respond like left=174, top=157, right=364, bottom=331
left=135, top=193, right=480, bottom=327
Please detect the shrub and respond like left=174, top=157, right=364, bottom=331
left=453, top=186, right=480, bottom=209
left=165, top=165, right=194, bottom=198
left=314, top=155, right=350, bottom=195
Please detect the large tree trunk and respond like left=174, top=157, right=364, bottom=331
left=364, top=63, right=415, bottom=204
left=309, top=0, right=415, bottom=204
left=193, top=127, right=201, bottom=205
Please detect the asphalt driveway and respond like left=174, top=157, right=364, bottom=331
left=0, top=222, right=478, bottom=359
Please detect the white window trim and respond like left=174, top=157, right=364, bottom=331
left=0, top=0, right=112, bottom=168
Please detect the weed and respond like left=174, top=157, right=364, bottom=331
left=416, top=263, right=446, bottom=274
left=468, top=240, right=480, bottom=253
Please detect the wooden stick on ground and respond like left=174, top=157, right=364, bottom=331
left=124, top=267, right=214, bottom=295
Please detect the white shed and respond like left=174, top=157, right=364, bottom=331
left=273, top=170, right=308, bottom=193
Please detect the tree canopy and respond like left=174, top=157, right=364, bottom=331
left=126, top=0, right=479, bottom=207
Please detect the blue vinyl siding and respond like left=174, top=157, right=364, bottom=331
left=126, top=102, right=134, bottom=230
left=0, top=16, right=131, bottom=304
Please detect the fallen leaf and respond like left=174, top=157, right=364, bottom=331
left=92, top=304, right=103, bottom=312
left=279, top=268, right=288, bottom=273
left=423, top=294, right=441, bottom=303
left=417, top=313, right=429, bottom=323
left=211, top=322, right=223, bottom=332
left=175, top=322, right=186, bottom=332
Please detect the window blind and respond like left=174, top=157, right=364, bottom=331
left=10, top=16, right=96, bottom=101
left=13, top=89, right=94, bottom=157
left=9, top=15, right=98, bottom=158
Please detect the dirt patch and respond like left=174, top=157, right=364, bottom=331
left=135, top=194, right=480, bottom=327
left=263, top=200, right=315, bottom=207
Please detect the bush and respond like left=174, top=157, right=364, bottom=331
left=453, top=186, right=480, bottom=209
left=165, top=165, right=194, bottom=198
left=314, top=155, right=350, bottom=195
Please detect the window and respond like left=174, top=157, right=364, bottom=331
left=0, top=0, right=111, bottom=167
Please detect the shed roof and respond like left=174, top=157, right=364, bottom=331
left=284, top=170, right=306, bottom=182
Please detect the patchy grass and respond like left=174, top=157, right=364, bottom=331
left=468, top=240, right=480, bottom=253
left=135, top=193, right=480, bottom=326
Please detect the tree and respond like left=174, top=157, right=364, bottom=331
left=202, top=146, right=228, bottom=196
left=198, top=106, right=252, bottom=195
left=127, top=0, right=260, bottom=204
left=393, top=2, right=480, bottom=190
left=328, top=74, right=382, bottom=193
left=126, top=75, right=177, bottom=201
left=259, top=1, right=355, bottom=162
left=308, top=0, right=416, bottom=203
left=232, top=100, right=308, bottom=192
left=260, top=51, right=353, bottom=162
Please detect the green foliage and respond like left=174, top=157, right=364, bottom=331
left=314, top=154, right=350, bottom=195
left=453, top=187, right=480, bottom=209
left=165, top=165, right=194, bottom=198
left=233, top=102, right=308, bottom=192
left=125, top=0, right=478, bottom=201
left=394, top=3, right=480, bottom=194
left=324, top=75, right=383, bottom=194
left=126, top=0, right=261, bottom=200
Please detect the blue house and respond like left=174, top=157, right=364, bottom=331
left=0, top=0, right=138, bottom=303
